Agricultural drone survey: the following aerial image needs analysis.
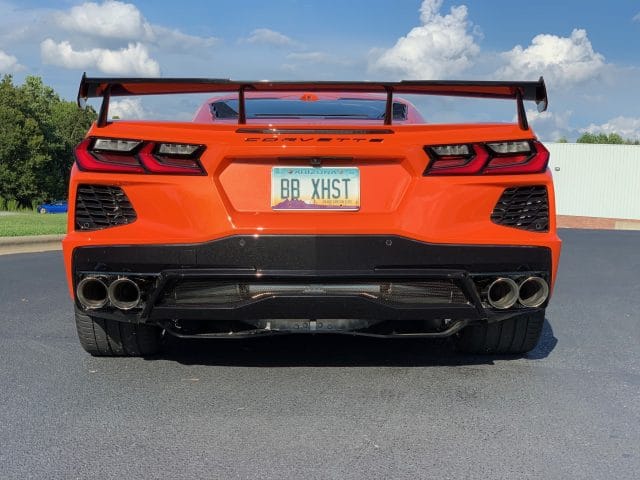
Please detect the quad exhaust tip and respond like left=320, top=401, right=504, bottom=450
left=108, top=278, right=142, bottom=310
left=76, top=277, right=109, bottom=310
left=518, top=276, right=549, bottom=308
left=487, top=277, right=519, bottom=310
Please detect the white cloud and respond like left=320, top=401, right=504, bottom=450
left=633, top=12, right=640, bottom=22
left=52, top=1, right=217, bottom=51
left=368, top=0, right=480, bottom=79
left=109, top=98, right=146, bottom=119
left=41, top=39, right=160, bottom=76
left=152, top=26, right=218, bottom=51
left=0, top=49, right=24, bottom=72
left=581, top=116, right=640, bottom=140
left=243, top=28, right=294, bottom=46
left=521, top=109, right=573, bottom=142
left=54, top=0, right=154, bottom=42
left=497, top=29, right=605, bottom=86
left=286, top=51, right=349, bottom=65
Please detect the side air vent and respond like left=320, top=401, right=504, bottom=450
left=491, top=186, right=549, bottom=232
left=75, top=184, right=137, bottom=231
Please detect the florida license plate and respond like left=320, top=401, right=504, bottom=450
left=271, top=167, right=360, bottom=210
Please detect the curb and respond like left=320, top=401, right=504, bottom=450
left=0, top=234, right=64, bottom=255
left=556, top=215, right=640, bottom=231
left=0, top=234, right=65, bottom=246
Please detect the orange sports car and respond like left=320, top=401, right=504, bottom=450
left=64, top=75, right=561, bottom=356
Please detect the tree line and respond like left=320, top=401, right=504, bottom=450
left=558, top=132, right=640, bottom=145
left=0, top=75, right=637, bottom=209
left=0, top=75, right=96, bottom=209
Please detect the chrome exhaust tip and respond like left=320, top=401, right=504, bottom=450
left=77, top=277, right=109, bottom=310
left=518, top=276, right=549, bottom=308
left=108, top=278, right=141, bottom=310
left=487, top=277, right=519, bottom=310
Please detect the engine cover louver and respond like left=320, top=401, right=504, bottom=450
left=490, top=186, right=549, bottom=232
left=75, top=184, right=137, bottom=231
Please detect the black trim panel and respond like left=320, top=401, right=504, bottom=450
left=71, top=235, right=552, bottom=330
left=151, top=296, right=479, bottom=323
left=72, top=235, right=552, bottom=275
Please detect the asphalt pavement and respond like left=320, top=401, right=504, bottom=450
left=1, top=229, right=639, bottom=479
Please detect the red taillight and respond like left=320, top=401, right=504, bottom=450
left=138, top=142, right=205, bottom=174
left=74, top=138, right=145, bottom=173
left=425, top=144, right=488, bottom=175
left=423, top=140, right=548, bottom=175
left=484, top=141, right=549, bottom=174
left=74, top=138, right=206, bottom=175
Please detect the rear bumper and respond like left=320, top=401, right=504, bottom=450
left=72, top=234, right=552, bottom=273
left=70, top=235, right=552, bottom=337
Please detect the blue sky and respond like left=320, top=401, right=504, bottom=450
left=1, top=0, right=639, bottom=140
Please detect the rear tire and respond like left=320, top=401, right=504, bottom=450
left=75, top=311, right=162, bottom=356
left=454, top=310, right=545, bottom=355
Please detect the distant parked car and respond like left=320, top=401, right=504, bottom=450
left=37, top=200, right=68, bottom=214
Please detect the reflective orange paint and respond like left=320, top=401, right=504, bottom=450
left=63, top=120, right=561, bottom=297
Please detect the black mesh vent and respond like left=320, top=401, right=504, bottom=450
left=75, top=184, right=137, bottom=231
left=165, top=279, right=468, bottom=306
left=381, top=280, right=467, bottom=304
left=491, top=186, right=549, bottom=232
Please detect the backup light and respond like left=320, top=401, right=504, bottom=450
left=486, top=141, right=531, bottom=154
left=431, top=144, right=470, bottom=156
left=157, top=143, right=200, bottom=156
left=93, top=138, right=141, bottom=152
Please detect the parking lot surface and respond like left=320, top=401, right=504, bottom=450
left=1, top=229, right=638, bottom=479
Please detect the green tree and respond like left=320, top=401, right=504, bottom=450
left=576, top=132, right=639, bottom=145
left=0, top=75, right=96, bottom=208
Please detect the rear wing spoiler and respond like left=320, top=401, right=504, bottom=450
left=77, top=73, right=548, bottom=130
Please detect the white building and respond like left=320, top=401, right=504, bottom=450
left=547, top=143, right=640, bottom=220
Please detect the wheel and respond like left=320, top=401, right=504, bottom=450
left=75, top=311, right=162, bottom=356
left=39, top=207, right=47, bottom=214
left=454, top=310, right=545, bottom=355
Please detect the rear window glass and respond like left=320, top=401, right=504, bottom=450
left=92, top=93, right=518, bottom=126
left=210, top=98, right=407, bottom=120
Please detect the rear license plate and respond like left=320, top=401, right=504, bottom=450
left=271, top=167, right=360, bottom=210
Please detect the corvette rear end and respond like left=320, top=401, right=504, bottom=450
left=64, top=76, right=561, bottom=356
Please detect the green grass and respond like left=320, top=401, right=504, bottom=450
left=0, top=212, right=68, bottom=237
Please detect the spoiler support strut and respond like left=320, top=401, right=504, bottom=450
left=383, top=86, right=393, bottom=126
left=97, top=84, right=111, bottom=127
left=80, top=74, right=548, bottom=130
left=238, top=85, right=247, bottom=125
left=516, top=90, right=528, bottom=130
